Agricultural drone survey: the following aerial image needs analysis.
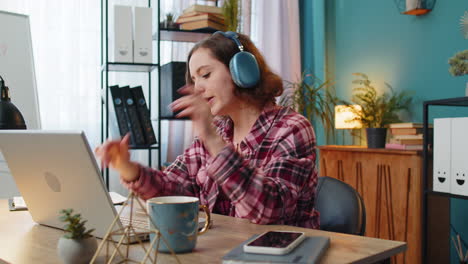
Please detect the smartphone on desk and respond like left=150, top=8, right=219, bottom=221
left=243, top=231, right=306, bottom=255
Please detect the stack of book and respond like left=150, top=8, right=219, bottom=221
left=386, top=122, right=429, bottom=150
left=176, top=4, right=226, bottom=31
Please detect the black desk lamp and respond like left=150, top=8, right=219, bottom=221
left=0, top=74, right=27, bottom=129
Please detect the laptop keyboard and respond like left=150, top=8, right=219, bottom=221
left=119, top=215, right=149, bottom=230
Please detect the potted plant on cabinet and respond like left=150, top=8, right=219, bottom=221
left=57, top=209, right=97, bottom=264
left=448, top=11, right=468, bottom=96
left=345, top=73, right=413, bottom=148
left=279, top=72, right=339, bottom=144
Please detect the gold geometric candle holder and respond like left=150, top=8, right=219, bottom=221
left=90, top=192, right=181, bottom=264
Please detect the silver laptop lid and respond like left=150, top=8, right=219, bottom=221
left=0, top=130, right=122, bottom=238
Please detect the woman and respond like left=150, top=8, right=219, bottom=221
left=95, top=31, right=319, bottom=229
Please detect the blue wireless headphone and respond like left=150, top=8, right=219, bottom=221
left=213, top=31, right=260, bottom=89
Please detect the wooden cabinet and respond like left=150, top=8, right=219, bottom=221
left=318, top=145, right=422, bottom=264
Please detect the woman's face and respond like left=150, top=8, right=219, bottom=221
left=189, top=48, right=239, bottom=116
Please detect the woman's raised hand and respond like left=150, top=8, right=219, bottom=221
left=94, top=134, right=139, bottom=182
left=171, top=85, right=216, bottom=141
left=171, top=85, right=226, bottom=155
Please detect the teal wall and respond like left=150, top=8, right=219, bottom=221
left=299, top=0, right=327, bottom=145
left=300, top=1, right=468, bottom=263
left=329, top=0, right=466, bottom=111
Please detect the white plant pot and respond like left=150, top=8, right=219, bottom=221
left=57, top=236, right=97, bottom=264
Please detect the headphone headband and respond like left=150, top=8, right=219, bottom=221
left=214, top=31, right=244, bottom=51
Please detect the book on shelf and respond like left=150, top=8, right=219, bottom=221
left=392, top=134, right=423, bottom=140
left=389, top=122, right=433, bottom=128
left=389, top=138, right=423, bottom=145
left=390, top=127, right=425, bottom=135
left=180, top=19, right=226, bottom=31
left=222, top=235, right=330, bottom=264
left=179, top=10, right=224, bottom=19
left=176, top=12, right=225, bottom=25
left=385, top=143, right=423, bottom=150
left=130, top=86, right=157, bottom=145
left=183, top=4, right=223, bottom=15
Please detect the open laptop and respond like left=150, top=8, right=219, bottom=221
left=0, top=130, right=149, bottom=242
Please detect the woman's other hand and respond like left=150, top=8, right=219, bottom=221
left=94, top=134, right=139, bottom=182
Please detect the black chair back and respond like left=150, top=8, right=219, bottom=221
left=315, top=176, right=366, bottom=236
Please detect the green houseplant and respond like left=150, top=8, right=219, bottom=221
left=448, top=11, right=468, bottom=96
left=279, top=72, right=339, bottom=143
left=57, top=209, right=97, bottom=264
left=346, top=73, right=412, bottom=148
left=222, top=0, right=239, bottom=32
left=448, top=49, right=468, bottom=77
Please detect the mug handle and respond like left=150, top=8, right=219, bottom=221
left=198, top=205, right=211, bottom=235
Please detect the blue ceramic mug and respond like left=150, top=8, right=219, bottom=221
left=146, top=196, right=210, bottom=253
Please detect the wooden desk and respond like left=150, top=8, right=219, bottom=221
left=0, top=200, right=406, bottom=263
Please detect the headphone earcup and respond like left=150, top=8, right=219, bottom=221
left=229, top=51, right=260, bottom=89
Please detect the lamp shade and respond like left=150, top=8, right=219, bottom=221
left=0, top=75, right=27, bottom=129
left=335, top=105, right=362, bottom=129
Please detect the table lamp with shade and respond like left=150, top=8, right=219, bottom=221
left=0, top=75, right=27, bottom=129
left=335, top=105, right=362, bottom=145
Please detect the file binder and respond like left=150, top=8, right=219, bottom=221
left=451, top=117, right=468, bottom=196
left=161, top=62, right=187, bottom=119
left=433, top=118, right=451, bottom=193
left=109, top=85, right=131, bottom=140
left=112, top=5, right=133, bottom=62
left=121, top=86, right=145, bottom=146
left=133, top=7, right=153, bottom=63
left=130, top=86, right=157, bottom=145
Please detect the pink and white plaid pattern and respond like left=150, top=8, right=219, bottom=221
left=124, top=106, right=319, bottom=229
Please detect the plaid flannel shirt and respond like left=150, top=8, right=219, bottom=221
left=124, top=106, right=319, bottom=229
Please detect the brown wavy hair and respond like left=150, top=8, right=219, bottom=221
left=185, top=32, right=283, bottom=107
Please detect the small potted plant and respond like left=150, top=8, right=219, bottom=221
left=346, top=73, right=412, bottom=148
left=57, top=209, right=97, bottom=264
left=162, top=12, right=177, bottom=29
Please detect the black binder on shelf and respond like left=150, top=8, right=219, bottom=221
left=109, top=85, right=131, bottom=140
left=121, top=85, right=145, bottom=146
left=130, top=86, right=157, bottom=145
left=161, top=61, right=187, bottom=119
